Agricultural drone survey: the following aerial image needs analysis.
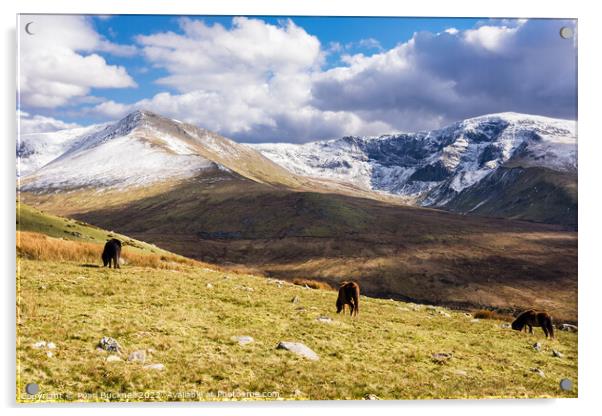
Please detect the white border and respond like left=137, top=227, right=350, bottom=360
left=2, top=1, right=601, bottom=415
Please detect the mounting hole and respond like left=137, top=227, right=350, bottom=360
left=560, top=26, right=574, bottom=40
left=25, top=383, right=39, bottom=395
left=559, top=378, right=573, bottom=391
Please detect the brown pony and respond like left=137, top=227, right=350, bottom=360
left=336, top=281, right=360, bottom=316
left=511, top=309, right=555, bottom=338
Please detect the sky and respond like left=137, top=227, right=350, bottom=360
left=17, top=15, right=577, bottom=143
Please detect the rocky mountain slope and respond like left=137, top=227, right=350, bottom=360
left=251, top=113, right=577, bottom=225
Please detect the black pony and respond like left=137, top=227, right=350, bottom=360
left=102, top=238, right=122, bottom=269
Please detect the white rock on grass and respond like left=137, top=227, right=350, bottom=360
left=231, top=336, right=254, bottom=345
left=530, top=368, right=545, bottom=377
left=106, top=355, right=122, bottom=362
left=144, top=363, right=165, bottom=371
left=316, top=316, right=333, bottom=323
left=98, top=336, right=121, bottom=352
left=32, top=341, right=46, bottom=349
left=533, top=342, right=542, bottom=352
left=552, top=350, right=564, bottom=358
left=128, top=350, right=147, bottom=363
left=276, top=341, right=319, bottom=361
left=47, top=342, right=56, bottom=350
left=206, top=283, right=214, bottom=289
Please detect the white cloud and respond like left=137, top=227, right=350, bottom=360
left=18, top=111, right=81, bottom=134
left=19, top=15, right=137, bottom=109
left=85, top=17, right=576, bottom=143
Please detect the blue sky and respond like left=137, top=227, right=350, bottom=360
left=18, top=15, right=577, bottom=142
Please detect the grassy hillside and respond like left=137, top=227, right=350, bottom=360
left=22, top=172, right=577, bottom=322
left=444, top=167, right=577, bottom=227
left=17, top=257, right=577, bottom=402
left=17, top=202, right=201, bottom=269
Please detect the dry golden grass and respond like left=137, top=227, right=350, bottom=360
left=291, top=278, right=334, bottom=291
left=473, top=309, right=513, bottom=321
left=17, top=231, right=199, bottom=270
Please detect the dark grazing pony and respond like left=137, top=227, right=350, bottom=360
left=102, top=238, right=122, bottom=269
left=336, top=281, right=360, bottom=317
left=511, top=309, right=555, bottom=338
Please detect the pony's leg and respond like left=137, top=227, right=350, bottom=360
left=528, top=325, right=533, bottom=334
left=349, top=304, right=354, bottom=316
left=543, top=326, right=549, bottom=338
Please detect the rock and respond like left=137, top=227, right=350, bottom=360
left=316, top=316, right=333, bottom=323
left=530, top=368, right=545, bottom=377
left=464, top=313, right=472, bottom=317
left=426, top=305, right=437, bottom=313
left=231, top=335, right=254, bottom=345
left=46, top=351, right=53, bottom=358
left=431, top=352, right=453, bottom=363
left=32, top=341, right=46, bottom=349
left=106, top=355, right=122, bottom=362
left=128, top=350, right=147, bottom=363
left=500, top=323, right=511, bottom=329
left=144, top=363, right=165, bottom=371
left=470, top=319, right=480, bottom=323
left=237, top=286, right=254, bottom=292
left=206, top=283, right=213, bottom=289
left=398, top=307, right=410, bottom=312
left=453, top=370, right=468, bottom=376
left=533, top=342, right=542, bottom=352
left=552, top=349, right=564, bottom=358
left=438, top=311, right=451, bottom=318
left=293, top=389, right=304, bottom=397
left=47, top=342, right=56, bottom=350
left=363, top=394, right=380, bottom=400
left=98, top=336, right=121, bottom=352
left=559, top=323, right=578, bottom=332
left=291, top=295, right=300, bottom=304
left=276, top=341, right=319, bottom=361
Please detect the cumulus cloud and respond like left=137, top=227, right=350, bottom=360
left=19, top=15, right=137, bottom=109
left=312, top=19, right=577, bottom=132
left=18, top=110, right=81, bottom=134
left=85, top=17, right=576, bottom=143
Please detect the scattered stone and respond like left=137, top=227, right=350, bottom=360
left=98, top=336, right=121, bottom=353
left=237, top=286, right=254, bottom=292
left=231, top=335, right=254, bottom=345
left=426, top=305, right=437, bottom=312
left=144, top=363, right=165, bottom=371
left=530, top=368, right=545, bottom=377
left=464, top=313, right=472, bottom=317
left=106, top=355, right=122, bottom=362
left=363, top=394, right=381, bottom=400
left=500, top=323, right=511, bottom=329
left=293, top=389, right=304, bottom=397
left=533, top=342, right=542, bottom=352
left=291, top=295, right=300, bottom=304
left=552, top=349, right=564, bottom=358
left=32, top=341, right=46, bottom=349
left=46, top=351, right=53, bottom=358
left=431, top=352, right=453, bottom=363
left=560, top=378, right=573, bottom=391
left=438, top=311, right=451, bottom=318
left=470, top=319, right=480, bottom=323
left=398, top=307, right=410, bottom=312
left=206, top=283, right=214, bottom=289
left=316, top=316, right=333, bottom=323
left=559, top=324, right=578, bottom=332
left=276, top=341, right=319, bottom=361
left=453, top=370, right=468, bottom=376
left=128, top=350, right=147, bottom=363
left=47, top=342, right=56, bottom=350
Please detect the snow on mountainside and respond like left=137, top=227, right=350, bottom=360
left=19, top=111, right=217, bottom=191
left=249, top=113, right=577, bottom=206
left=18, top=110, right=305, bottom=192
left=17, top=123, right=108, bottom=177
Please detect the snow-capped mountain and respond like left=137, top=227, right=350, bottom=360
left=17, top=123, right=108, bottom=177
left=249, top=113, right=577, bottom=208
left=19, top=110, right=301, bottom=192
